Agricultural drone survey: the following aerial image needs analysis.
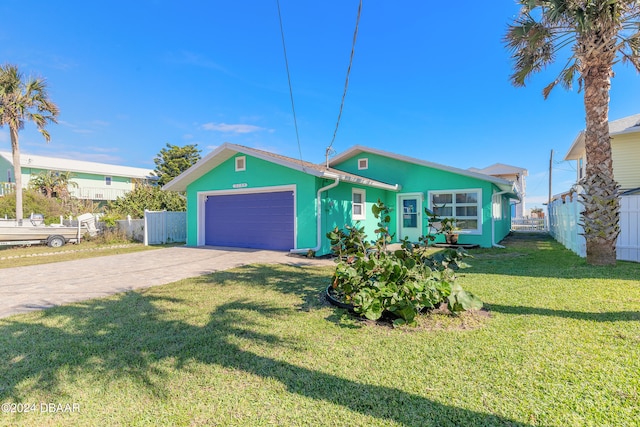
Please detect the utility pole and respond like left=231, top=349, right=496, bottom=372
left=548, top=149, right=553, bottom=206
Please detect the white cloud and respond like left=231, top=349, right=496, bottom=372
left=87, top=146, right=119, bottom=153
left=202, top=122, right=265, bottom=134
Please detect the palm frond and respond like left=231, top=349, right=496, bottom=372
left=505, top=12, right=561, bottom=86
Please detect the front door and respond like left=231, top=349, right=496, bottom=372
left=398, top=194, right=422, bottom=242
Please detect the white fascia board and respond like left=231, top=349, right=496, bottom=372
left=163, top=143, right=235, bottom=191
left=564, top=132, right=585, bottom=161
left=610, top=127, right=640, bottom=137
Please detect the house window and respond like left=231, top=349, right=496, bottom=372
left=358, top=158, right=368, bottom=170
left=105, top=176, right=112, bottom=186
left=352, top=189, right=366, bottom=220
left=430, top=189, right=482, bottom=233
left=578, top=157, right=584, bottom=180
left=492, top=194, right=502, bottom=220
left=235, top=156, right=246, bottom=172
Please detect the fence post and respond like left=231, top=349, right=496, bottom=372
left=163, top=210, right=168, bottom=244
left=143, top=210, right=149, bottom=246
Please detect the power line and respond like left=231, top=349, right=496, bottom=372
left=276, top=0, right=304, bottom=167
left=327, top=0, right=363, bottom=155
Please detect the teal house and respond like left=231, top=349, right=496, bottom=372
left=163, top=143, right=520, bottom=255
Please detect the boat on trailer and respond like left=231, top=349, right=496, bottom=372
left=0, top=214, right=96, bottom=247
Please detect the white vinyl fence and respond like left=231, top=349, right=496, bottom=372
left=618, top=195, right=640, bottom=262
left=116, top=217, right=145, bottom=242
left=115, top=211, right=186, bottom=245
left=548, top=194, right=640, bottom=262
left=143, top=210, right=187, bottom=245
left=511, top=218, right=547, bottom=232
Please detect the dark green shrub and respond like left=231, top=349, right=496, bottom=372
left=105, top=185, right=185, bottom=219
left=328, top=200, right=482, bottom=326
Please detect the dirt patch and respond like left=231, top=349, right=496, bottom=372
left=324, top=290, right=491, bottom=331
left=414, top=304, right=491, bottom=331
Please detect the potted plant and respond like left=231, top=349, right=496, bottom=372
left=424, top=208, right=460, bottom=245
left=439, top=217, right=460, bottom=244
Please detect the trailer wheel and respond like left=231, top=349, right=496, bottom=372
left=47, top=235, right=66, bottom=248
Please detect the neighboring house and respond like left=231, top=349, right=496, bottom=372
left=550, top=113, right=640, bottom=262
left=0, top=151, right=155, bottom=201
left=468, top=163, right=528, bottom=218
left=564, top=113, right=640, bottom=192
left=163, top=143, right=520, bottom=255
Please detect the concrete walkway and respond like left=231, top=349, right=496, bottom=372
left=0, top=246, right=334, bottom=319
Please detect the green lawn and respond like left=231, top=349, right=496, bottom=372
left=0, top=234, right=638, bottom=426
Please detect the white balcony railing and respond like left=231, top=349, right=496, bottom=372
left=0, top=182, right=128, bottom=201
left=69, top=187, right=129, bottom=201
left=511, top=217, right=547, bottom=232
left=0, top=182, right=16, bottom=197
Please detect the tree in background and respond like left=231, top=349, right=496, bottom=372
left=505, top=1, right=640, bottom=266
left=105, top=185, right=186, bottom=219
left=0, top=64, right=59, bottom=223
left=153, top=143, right=201, bottom=186
left=29, top=170, right=77, bottom=199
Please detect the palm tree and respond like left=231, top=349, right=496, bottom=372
left=29, top=170, right=77, bottom=199
left=505, top=0, right=640, bottom=266
left=0, top=64, right=59, bottom=224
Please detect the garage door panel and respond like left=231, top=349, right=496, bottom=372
left=205, top=191, right=294, bottom=250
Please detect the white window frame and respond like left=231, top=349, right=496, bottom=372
left=428, top=189, right=482, bottom=234
left=358, top=158, right=368, bottom=170
left=105, top=176, right=112, bottom=186
left=235, top=156, right=246, bottom=172
left=352, top=188, right=366, bottom=220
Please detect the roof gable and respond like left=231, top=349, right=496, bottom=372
left=564, top=113, right=640, bottom=160
left=162, top=143, right=400, bottom=192
left=329, top=145, right=516, bottom=190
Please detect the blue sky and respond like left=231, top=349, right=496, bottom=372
left=1, top=1, right=639, bottom=211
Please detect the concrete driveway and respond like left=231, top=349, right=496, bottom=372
left=0, top=246, right=333, bottom=319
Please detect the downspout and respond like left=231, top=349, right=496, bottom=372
left=290, top=177, right=340, bottom=254
left=491, top=190, right=510, bottom=249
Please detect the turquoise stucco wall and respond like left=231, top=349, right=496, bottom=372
left=494, top=193, right=513, bottom=244
left=320, top=183, right=392, bottom=255
left=185, top=154, right=320, bottom=251
left=332, top=152, right=510, bottom=248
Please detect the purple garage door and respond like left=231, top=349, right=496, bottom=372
left=205, top=191, right=295, bottom=250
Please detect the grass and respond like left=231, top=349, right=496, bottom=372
left=0, top=241, right=162, bottom=269
left=0, top=233, right=638, bottom=426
